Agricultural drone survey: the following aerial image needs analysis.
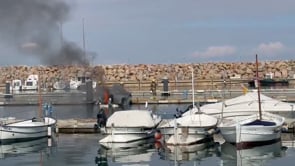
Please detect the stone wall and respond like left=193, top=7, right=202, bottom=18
left=1, top=60, right=295, bottom=84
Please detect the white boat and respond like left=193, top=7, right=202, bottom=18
left=157, top=68, right=218, bottom=145
left=158, top=111, right=218, bottom=145
left=70, top=76, right=96, bottom=90
left=10, top=79, right=22, bottom=91
left=0, top=117, right=56, bottom=144
left=22, top=75, right=38, bottom=91
left=218, top=55, right=285, bottom=145
left=99, top=109, right=162, bottom=148
left=198, top=91, right=295, bottom=119
left=69, top=78, right=80, bottom=90
left=1, top=73, right=57, bottom=143
left=53, top=80, right=67, bottom=90
left=221, top=141, right=286, bottom=166
left=219, top=112, right=284, bottom=144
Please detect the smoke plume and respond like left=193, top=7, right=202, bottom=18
left=0, top=0, right=89, bottom=65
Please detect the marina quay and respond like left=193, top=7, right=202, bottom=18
left=0, top=61, right=295, bottom=133
left=0, top=60, right=295, bottom=105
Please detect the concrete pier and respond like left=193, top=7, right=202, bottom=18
left=0, top=90, right=94, bottom=106
left=56, top=119, right=99, bottom=134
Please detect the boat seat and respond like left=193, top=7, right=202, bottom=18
left=243, top=119, right=276, bottom=126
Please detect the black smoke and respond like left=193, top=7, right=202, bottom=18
left=0, top=0, right=89, bottom=65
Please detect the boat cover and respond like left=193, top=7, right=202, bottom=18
left=106, top=110, right=160, bottom=128
left=198, top=91, right=295, bottom=115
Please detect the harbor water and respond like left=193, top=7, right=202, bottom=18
left=1, top=104, right=295, bottom=166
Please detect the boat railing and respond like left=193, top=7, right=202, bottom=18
left=130, top=88, right=295, bottom=103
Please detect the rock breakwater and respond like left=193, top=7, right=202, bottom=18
left=0, top=60, right=294, bottom=84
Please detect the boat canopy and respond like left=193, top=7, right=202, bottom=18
left=160, top=110, right=217, bottom=128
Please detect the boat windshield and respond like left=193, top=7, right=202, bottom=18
left=26, top=81, right=33, bottom=86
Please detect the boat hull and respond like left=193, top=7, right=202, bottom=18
left=0, top=117, right=56, bottom=143
left=157, top=113, right=217, bottom=145
left=220, top=125, right=282, bottom=144
left=99, top=126, right=156, bottom=148
left=219, top=112, right=284, bottom=145
left=99, top=130, right=155, bottom=149
left=248, top=79, right=289, bottom=87
left=99, top=135, right=153, bottom=149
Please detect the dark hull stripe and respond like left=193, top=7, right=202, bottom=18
left=0, top=136, right=49, bottom=144
left=233, top=138, right=281, bottom=150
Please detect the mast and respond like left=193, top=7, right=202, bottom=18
left=192, top=68, right=195, bottom=109
left=255, top=54, right=262, bottom=120
left=60, top=22, right=63, bottom=46
left=38, top=70, right=43, bottom=120
left=82, top=18, right=86, bottom=63
left=221, top=71, right=226, bottom=120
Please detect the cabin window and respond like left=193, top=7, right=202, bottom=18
left=26, top=82, right=33, bottom=86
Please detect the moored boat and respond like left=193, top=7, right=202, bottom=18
left=22, top=74, right=38, bottom=91
left=219, top=112, right=284, bottom=145
left=157, top=110, right=217, bottom=145
left=248, top=73, right=289, bottom=88
left=218, top=55, right=285, bottom=146
left=99, top=109, right=162, bottom=148
left=157, top=68, right=218, bottom=145
left=0, top=117, right=56, bottom=143
left=53, top=80, right=67, bottom=90
left=1, top=74, right=57, bottom=143
left=10, top=79, right=22, bottom=92
left=198, top=91, right=295, bottom=119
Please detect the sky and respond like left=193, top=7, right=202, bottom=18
left=1, top=0, right=295, bottom=65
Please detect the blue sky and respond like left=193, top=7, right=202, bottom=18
left=1, top=0, right=295, bottom=65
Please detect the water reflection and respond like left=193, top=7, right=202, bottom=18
left=0, top=137, right=56, bottom=159
left=158, top=140, right=220, bottom=165
left=0, top=104, right=182, bottom=120
left=220, top=141, right=287, bottom=166
left=96, top=141, right=155, bottom=165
